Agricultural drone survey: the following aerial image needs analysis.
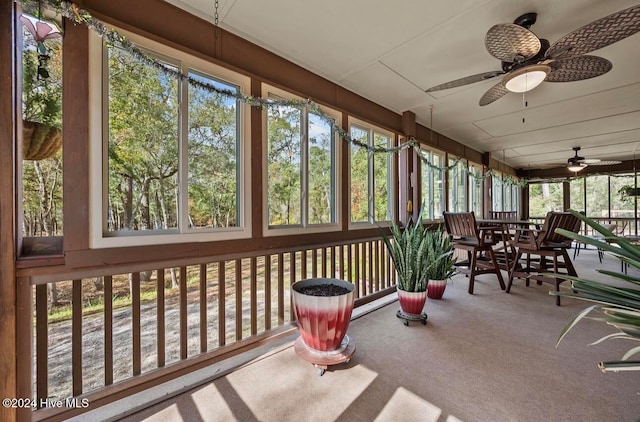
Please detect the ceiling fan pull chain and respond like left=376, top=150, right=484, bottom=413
left=522, top=92, right=526, bottom=123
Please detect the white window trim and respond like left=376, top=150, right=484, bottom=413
left=420, top=146, right=445, bottom=221
left=347, top=117, right=395, bottom=230
left=261, top=84, right=342, bottom=237
left=88, top=28, right=252, bottom=248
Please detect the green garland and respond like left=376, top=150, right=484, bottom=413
left=29, top=0, right=526, bottom=187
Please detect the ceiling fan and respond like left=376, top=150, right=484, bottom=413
left=566, top=147, right=622, bottom=172
left=425, top=5, right=640, bottom=106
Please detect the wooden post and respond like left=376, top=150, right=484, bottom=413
left=0, top=2, right=17, bottom=421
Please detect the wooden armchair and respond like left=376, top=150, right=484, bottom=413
left=507, top=211, right=581, bottom=305
left=443, top=211, right=506, bottom=294
left=485, top=210, right=518, bottom=270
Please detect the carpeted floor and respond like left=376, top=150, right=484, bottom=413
left=119, top=248, right=640, bottom=422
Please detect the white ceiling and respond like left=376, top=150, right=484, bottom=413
left=165, top=0, right=640, bottom=171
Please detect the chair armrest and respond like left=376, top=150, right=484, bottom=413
left=510, top=228, right=543, bottom=248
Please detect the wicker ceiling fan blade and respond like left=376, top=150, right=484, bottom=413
left=582, top=160, right=622, bottom=166
left=545, top=5, right=640, bottom=59
left=479, top=82, right=509, bottom=106
left=425, top=70, right=505, bottom=92
left=485, top=23, right=541, bottom=62
left=546, top=55, right=612, bottom=82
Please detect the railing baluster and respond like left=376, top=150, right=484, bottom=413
left=104, top=276, right=113, bottom=384
left=354, top=243, right=361, bottom=298
left=277, top=253, right=284, bottom=325
left=347, top=243, right=353, bottom=285
left=250, top=257, right=257, bottom=336
left=311, top=249, right=318, bottom=278
left=368, top=241, right=374, bottom=294
left=72, top=279, right=83, bottom=396
left=218, top=262, right=226, bottom=347
left=321, top=247, right=327, bottom=278
left=236, top=259, right=242, bottom=341
left=157, top=270, right=165, bottom=367
left=339, top=244, right=345, bottom=279
left=264, top=256, right=271, bottom=331
left=301, top=249, right=307, bottom=280
left=132, top=272, right=141, bottom=376
left=330, top=246, right=336, bottom=278
left=180, top=266, right=187, bottom=359
left=200, top=264, right=207, bottom=353
left=376, top=240, right=382, bottom=291
left=36, top=283, right=48, bottom=402
left=289, top=252, right=296, bottom=321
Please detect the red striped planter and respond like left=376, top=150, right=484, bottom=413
left=292, top=278, right=355, bottom=352
left=397, top=288, right=427, bottom=316
left=427, top=279, right=448, bottom=299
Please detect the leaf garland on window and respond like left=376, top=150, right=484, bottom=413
left=38, top=0, right=526, bottom=187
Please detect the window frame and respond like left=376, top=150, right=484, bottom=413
left=88, top=28, right=252, bottom=248
left=420, top=145, right=445, bottom=221
left=261, top=84, right=342, bottom=237
left=448, top=155, right=468, bottom=212
left=347, top=117, right=395, bottom=228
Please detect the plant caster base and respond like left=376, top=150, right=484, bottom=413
left=396, top=309, right=428, bottom=326
left=294, top=335, right=356, bottom=376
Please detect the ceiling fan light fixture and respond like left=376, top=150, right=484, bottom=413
left=567, top=162, right=587, bottom=172
left=503, top=64, right=551, bottom=93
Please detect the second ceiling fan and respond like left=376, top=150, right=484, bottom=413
left=425, top=5, right=640, bottom=106
left=566, top=147, right=622, bottom=172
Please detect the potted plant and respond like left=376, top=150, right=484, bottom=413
left=291, top=278, right=356, bottom=375
left=382, top=211, right=446, bottom=324
left=551, top=209, right=640, bottom=372
left=425, top=227, right=456, bottom=299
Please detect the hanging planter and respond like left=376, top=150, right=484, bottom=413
left=23, top=120, right=62, bottom=160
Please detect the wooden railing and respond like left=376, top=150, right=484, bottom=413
left=20, top=238, right=396, bottom=421
left=529, top=216, right=638, bottom=237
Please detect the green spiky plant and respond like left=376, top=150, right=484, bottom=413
left=551, top=209, right=640, bottom=372
left=382, top=210, right=454, bottom=292
left=424, top=227, right=456, bottom=281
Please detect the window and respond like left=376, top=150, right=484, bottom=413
left=263, top=85, right=340, bottom=234
left=528, top=181, right=563, bottom=217
left=420, top=147, right=444, bottom=220
left=448, top=156, right=467, bottom=212
left=20, top=9, right=63, bottom=246
left=89, top=30, right=251, bottom=247
left=492, top=173, right=504, bottom=211
left=468, top=164, right=484, bottom=217
left=349, top=119, right=393, bottom=224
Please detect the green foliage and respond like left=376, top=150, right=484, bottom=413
left=267, top=104, right=302, bottom=226
left=551, top=209, right=640, bottom=372
left=617, top=184, right=640, bottom=203
left=21, top=25, right=63, bottom=237
left=424, top=228, right=456, bottom=281
left=382, top=211, right=454, bottom=292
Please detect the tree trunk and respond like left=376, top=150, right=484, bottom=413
left=140, top=177, right=151, bottom=230
left=121, top=176, right=135, bottom=229
left=33, top=161, right=51, bottom=234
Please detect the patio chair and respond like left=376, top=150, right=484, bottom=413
left=484, top=211, right=518, bottom=270
left=507, top=211, right=581, bottom=305
left=443, top=211, right=506, bottom=294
